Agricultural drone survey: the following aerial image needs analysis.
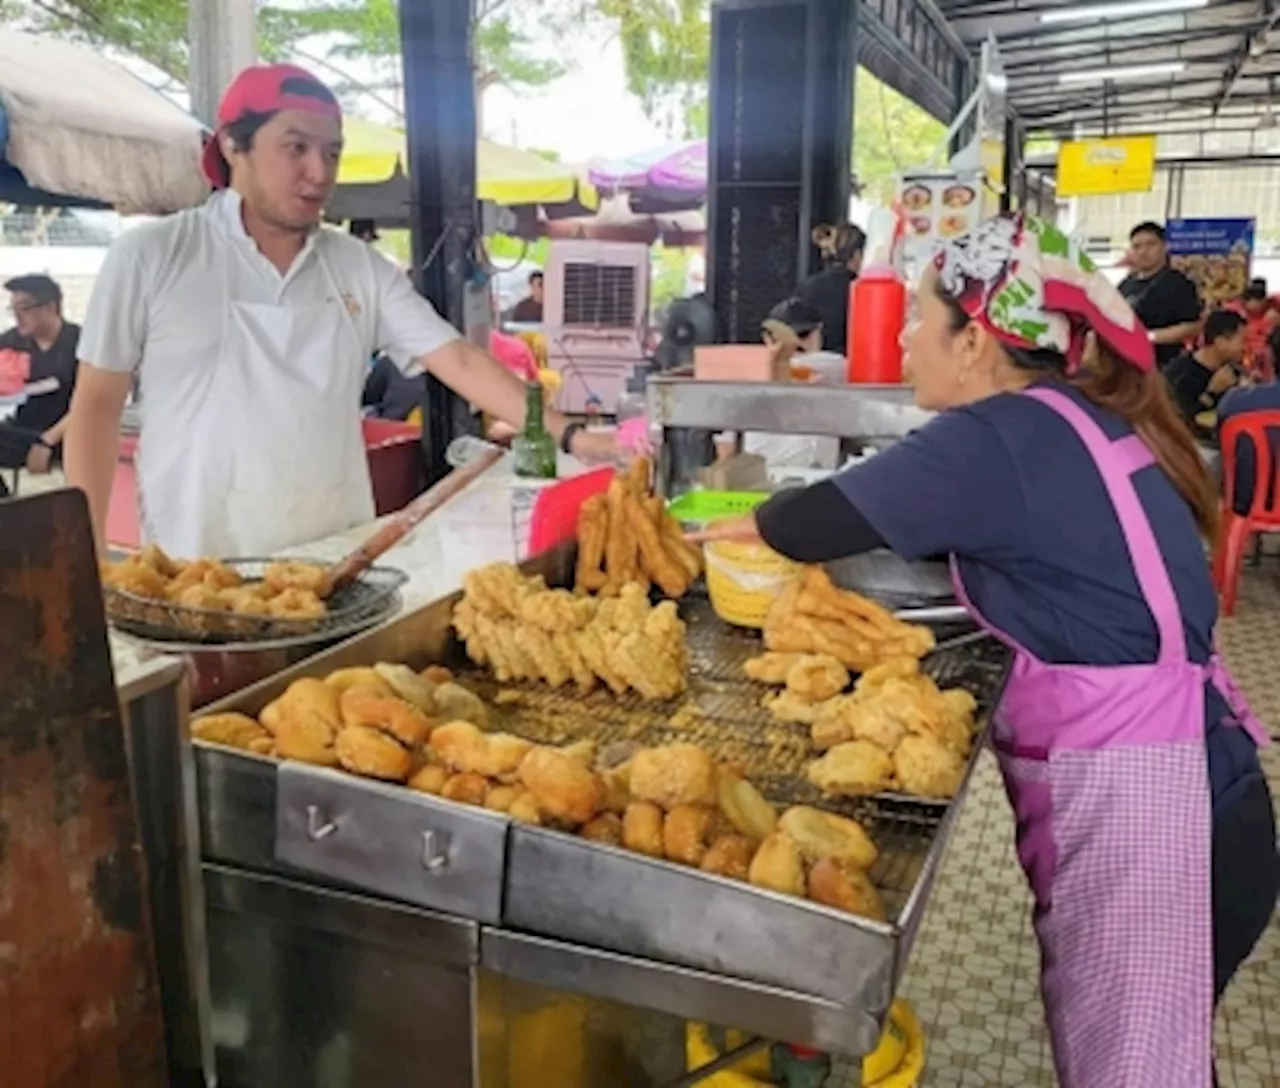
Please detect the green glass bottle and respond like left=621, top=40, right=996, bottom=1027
left=512, top=380, right=558, bottom=479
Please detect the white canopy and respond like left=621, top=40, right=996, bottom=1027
left=0, top=30, right=208, bottom=214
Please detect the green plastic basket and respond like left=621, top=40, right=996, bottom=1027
left=666, top=490, right=770, bottom=525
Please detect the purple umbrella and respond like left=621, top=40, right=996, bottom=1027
left=589, top=140, right=706, bottom=211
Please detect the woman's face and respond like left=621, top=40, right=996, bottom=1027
left=902, top=266, right=980, bottom=411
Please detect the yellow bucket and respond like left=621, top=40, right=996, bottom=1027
left=685, top=1001, right=925, bottom=1087
left=703, top=540, right=802, bottom=629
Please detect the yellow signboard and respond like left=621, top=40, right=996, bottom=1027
left=1057, top=135, right=1157, bottom=197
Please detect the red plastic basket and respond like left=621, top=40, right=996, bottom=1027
left=526, top=466, right=615, bottom=555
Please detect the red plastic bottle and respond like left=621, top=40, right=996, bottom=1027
left=847, top=264, right=906, bottom=384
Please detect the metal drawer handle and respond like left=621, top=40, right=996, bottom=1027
left=306, top=805, right=339, bottom=842
left=422, top=830, right=450, bottom=873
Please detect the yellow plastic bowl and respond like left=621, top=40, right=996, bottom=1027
left=685, top=1000, right=925, bottom=1086
left=703, top=540, right=801, bottom=629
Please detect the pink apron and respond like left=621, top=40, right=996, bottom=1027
left=950, top=386, right=1268, bottom=1087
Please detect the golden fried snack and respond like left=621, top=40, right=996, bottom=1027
left=266, top=588, right=326, bottom=619
left=607, top=603, right=688, bottom=701
left=630, top=744, right=717, bottom=810
left=580, top=812, right=624, bottom=846
left=178, top=558, right=244, bottom=592
left=174, top=583, right=232, bottom=613
left=663, top=804, right=714, bottom=866
left=763, top=691, right=831, bottom=726
left=893, top=735, right=965, bottom=799
left=848, top=699, right=909, bottom=753
left=325, top=667, right=395, bottom=697
left=559, top=739, right=597, bottom=766
left=743, top=652, right=808, bottom=684
left=878, top=678, right=972, bottom=755
left=942, top=688, right=978, bottom=730
left=274, top=714, right=339, bottom=767
left=107, top=559, right=170, bottom=600
left=655, top=500, right=703, bottom=582
left=701, top=834, right=755, bottom=881
left=601, top=478, right=639, bottom=597
left=624, top=454, right=652, bottom=497
left=599, top=762, right=632, bottom=814
left=421, top=665, right=454, bottom=685
left=777, top=806, right=878, bottom=870
left=717, top=770, right=778, bottom=842
left=518, top=747, right=605, bottom=826
left=339, top=689, right=433, bottom=747
left=139, top=543, right=183, bottom=578
left=625, top=490, right=688, bottom=599
left=622, top=801, right=665, bottom=857
left=785, top=655, right=850, bottom=702
left=485, top=785, right=523, bottom=813
left=574, top=493, right=609, bottom=593
left=259, top=699, right=282, bottom=736
left=854, top=658, right=921, bottom=696
left=747, top=833, right=805, bottom=897
left=808, top=858, right=887, bottom=922
left=279, top=677, right=343, bottom=734
left=220, top=586, right=272, bottom=616
left=552, top=630, right=597, bottom=692
left=335, top=725, right=411, bottom=781
left=508, top=791, right=543, bottom=825
left=810, top=699, right=856, bottom=750
left=807, top=741, right=895, bottom=796
left=373, top=663, right=439, bottom=713
left=407, top=764, right=449, bottom=795
left=522, top=624, right=572, bottom=688
left=430, top=721, right=533, bottom=778
left=192, top=712, right=272, bottom=754
left=519, top=588, right=596, bottom=634
left=265, top=560, right=332, bottom=597
left=441, top=772, right=492, bottom=806
left=433, top=682, right=490, bottom=728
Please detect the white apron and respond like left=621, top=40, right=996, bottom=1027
left=137, top=243, right=374, bottom=558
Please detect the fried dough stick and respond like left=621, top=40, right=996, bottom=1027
left=601, top=478, right=639, bottom=597
left=575, top=494, right=609, bottom=593
left=625, top=491, right=688, bottom=599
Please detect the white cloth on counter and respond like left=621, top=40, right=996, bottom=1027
left=79, top=189, right=461, bottom=557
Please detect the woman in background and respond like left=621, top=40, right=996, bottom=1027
left=796, top=222, right=865, bottom=355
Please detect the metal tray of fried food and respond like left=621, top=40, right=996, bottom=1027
left=485, top=604, right=1009, bottom=1007
left=107, top=559, right=406, bottom=646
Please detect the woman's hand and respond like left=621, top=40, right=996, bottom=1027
left=684, top=513, right=763, bottom=545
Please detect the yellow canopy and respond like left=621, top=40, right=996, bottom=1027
left=338, top=118, right=598, bottom=211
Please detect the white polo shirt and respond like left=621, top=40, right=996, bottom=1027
left=79, top=188, right=458, bottom=387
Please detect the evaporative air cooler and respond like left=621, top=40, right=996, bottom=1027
left=543, top=239, right=651, bottom=415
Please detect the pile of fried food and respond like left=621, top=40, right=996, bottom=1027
left=194, top=674, right=888, bottom=921
left=763, top=568, right=935, bottom=672
left=102, top=544, right=331, bottom=628
left=574, top=457, right=703, bottom=599
left=748, top=653, right=978, bottom=800
left=453, top=562, right=688, bottom=701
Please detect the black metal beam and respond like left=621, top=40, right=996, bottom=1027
left=399, top=0, right=478, bottom=485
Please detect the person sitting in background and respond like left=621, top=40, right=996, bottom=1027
left=796, top=222, right=865, bottom=355
left=508, top=271, right=544, bottom=323
left=1118, top=221, right=1203, bottom=369
left=1235, top=278, right=1278, bottom=382
left=1163, top=308, right=1245, bottom=432
left=761, top=297, right=847, bottom=385
left=0, top=274, right=80, bottom=496
left=1217, top=324, right=1280, bottom=516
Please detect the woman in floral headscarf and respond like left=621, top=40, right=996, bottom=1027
left=696, top=214, right=1277, bottom=1087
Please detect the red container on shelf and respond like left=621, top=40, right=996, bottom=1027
left=847, top=265, right=906, bottom=384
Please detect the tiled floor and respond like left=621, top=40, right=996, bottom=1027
left=833, top=563, right=1280, bottom=1088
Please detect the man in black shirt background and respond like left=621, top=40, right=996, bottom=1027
left=1118, top=221, right=1203, bottom=370
left=0, top=274, right=80, bottom=496
left=1163, top=308, right=1245, bottom=432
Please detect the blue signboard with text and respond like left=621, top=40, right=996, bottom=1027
left=1165, top=218, right=1255, bottom=306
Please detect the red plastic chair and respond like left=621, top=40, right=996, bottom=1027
left=1213, top=409, right=1280, bottom=615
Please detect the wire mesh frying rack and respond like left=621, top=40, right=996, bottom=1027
left=105, top=558, right=407, bottom=647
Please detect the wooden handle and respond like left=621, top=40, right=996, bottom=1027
left=325, top=445, right=505, bottom=593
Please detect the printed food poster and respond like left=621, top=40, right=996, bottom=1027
left=898, top=173, right=982, bottom=264
left=1165, top=218, right=1255, bottom=306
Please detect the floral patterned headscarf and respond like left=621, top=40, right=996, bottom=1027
left=932, top=213, right=1154, bottom=373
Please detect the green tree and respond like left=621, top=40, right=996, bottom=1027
left=594, top=0, right=945, bottom=199
left=20, top=0, right=584, bottom=107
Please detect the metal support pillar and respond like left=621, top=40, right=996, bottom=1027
left=187, top=0, right=257, bottom=126
left=1002, top=115, right=1022, bottom=214
left=400, top=0, right=479, bottom=484
left=707, top=0, right=855, bottom=344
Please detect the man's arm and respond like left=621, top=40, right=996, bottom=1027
left=63, top=364, right=132, bottom=549
left=1155, top=278, right=1204, bottom=345
left=1152, top=320, right=1202, bottom=345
